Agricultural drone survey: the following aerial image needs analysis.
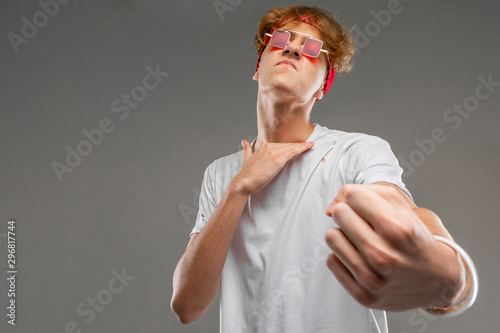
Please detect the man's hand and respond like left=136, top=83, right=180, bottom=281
left=233, top=140, right=314, bottom=195
left=324, top=184, right=464, bottom=312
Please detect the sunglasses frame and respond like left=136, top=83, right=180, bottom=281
left=265, top=29, right=329, bottom=59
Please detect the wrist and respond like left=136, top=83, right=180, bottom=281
left=229, top=176, right=252, bottom=197
left=423, top=239, right=465, bottom=309
left=420, top=235, right=478, bottom=317
left=434, top=240, right=466, bottom=307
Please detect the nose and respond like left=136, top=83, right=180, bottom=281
left=283, top=37, right=302, bottom=58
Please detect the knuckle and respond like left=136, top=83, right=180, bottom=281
left=352, top=288, right=376, bottom=308
left=384, top=185, right=399, bottom=197
left=341, top=184, right=355, bottom=191
left=364, top=243, right=396, bottom=273
left=356, top=268, right=384, bottom=292
left=331, top=202, right=348, bottom=219
left=389, top=215, right=416, bottom=243
left=378, top=211, right=417, bottom=246
left=326, top=253, right=337, bottom=271
left=342, top=184, right=357, bottom=199
left=384, top=186, right=409, bottom=206
left=397, top=220, right=416, bottom=240
left=325, top=228, right=341, bottom=249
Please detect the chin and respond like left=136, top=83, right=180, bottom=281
left=259, top=76, right=303, bottom=98
left=268, top=78, right=296, bottom=93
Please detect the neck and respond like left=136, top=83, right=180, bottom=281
left=254, top=91, right=316, bottom=151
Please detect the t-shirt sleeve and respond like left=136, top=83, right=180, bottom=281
left=341, top=135, right=413, bottom=201
left=190, top=162, right=218, bottom=237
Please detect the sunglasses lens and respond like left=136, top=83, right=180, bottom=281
left=302, top=38, right=323, bottom=58
left=270, top=30, right=290, bottom=48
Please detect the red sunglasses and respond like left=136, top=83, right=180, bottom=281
left=265, top=29, right=329, bottom=59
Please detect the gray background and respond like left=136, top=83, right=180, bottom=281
left=1, top=0, right=498, bottom=332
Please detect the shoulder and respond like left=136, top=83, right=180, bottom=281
left=202, top=149, right=243, bottom=183
left=209, top=150, right=243, bottom=171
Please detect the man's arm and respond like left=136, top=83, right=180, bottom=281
left=171, top=181, right=250, bottom=324
left=171, top=140, right=315, bottom=324
left=324, top=182, right=466, bottom=312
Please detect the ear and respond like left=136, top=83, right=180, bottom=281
left=313, top=83, right=324, bottom=101
left=252, top=70, right=259, bottom=81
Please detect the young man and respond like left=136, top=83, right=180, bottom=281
left=171, top=5, right=473, bottom=332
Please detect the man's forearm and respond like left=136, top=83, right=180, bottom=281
left=171, top=180, right=249, bottom=324
left=412, top=207, right=453, bottom=240
left=412, top=207, right=467, bottom=309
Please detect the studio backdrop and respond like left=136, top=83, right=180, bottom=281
left=1, top=0, right=499, bottom=332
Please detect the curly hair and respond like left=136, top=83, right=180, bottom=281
left=254, top=5, right=355, bottom=74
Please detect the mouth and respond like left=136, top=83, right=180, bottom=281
left=276, top=60, right=297, bottom=70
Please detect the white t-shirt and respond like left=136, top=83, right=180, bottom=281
left=191, top=123, right=411, bottom=333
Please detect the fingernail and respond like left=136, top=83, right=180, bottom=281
left=325, top=201, right=337, bottom=215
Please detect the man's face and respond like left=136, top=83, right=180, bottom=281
left=253, top=21, right=329, bottom=103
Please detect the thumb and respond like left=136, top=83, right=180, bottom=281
left=325, top=200, right=338, bottom=217
left=241, top=140, right=252, bottom=168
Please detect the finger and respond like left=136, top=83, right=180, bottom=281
left=330, top=201, right=395, bottom=277
left=339, top=185, right=417, bottom=245
left=325, top=227, right=385, bottom=292
left=281, top=141, right=315, bottom=161
left=325, top=182, right=405, bottom=217
left=325, top=200, right=337, bottom=217
left=326, top=253, right=376, bottom=308
left=298, top=140, right=315, bottom=154
left=241, top=140, right=252, bottom=168
left=330, top=201, right=379, bottom=249
left=254, top=141, right=315, bottom=166
left=335, top=184, right=409, bottom=210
